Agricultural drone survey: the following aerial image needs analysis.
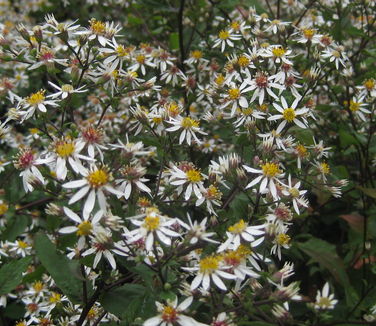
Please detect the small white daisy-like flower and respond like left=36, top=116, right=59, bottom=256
left=166, top=115, right=207, bottom=145
left=241, top=72, right=285, bottom=105
left=116, top=164, right=151, bottom=199
left=63, top=165, right=122, bottom=215
left=169, top=164, right=206, bottom=200
left=59, top=207, right=103, bottom=240
left=213, top=29, right=241, bottom=52
left=347, top=95, right=371, bottom=122
left=144, top=296, right=208, bottom=326
left=13, top=147, right=46, bottom=193
left=268, top=96, right=309, bottom=132
left=128, top=208, right=180, bottom=251
left=20, top=89, right=58, bottom=119
left=217, top=219, right=265, bottom=252
left=261, top=45, right=293, bottom=65
left=183, top=254, right=236, bottom=291
left=243, top=162, right=285, bottom=200
left=321, top=45, right=348, bottom=70
left=43, top=137, right=92, bottom=180
left=47, top=81, right=87, bottom=100
left=280, top=175, right=308, bottom=214
left=314, top=282, right=338, bottom=310
left=179, top=215, right=218, bottom=244
left=221, top=83, right=250, bottom=116
left=82, top=227, right=117, bottom=269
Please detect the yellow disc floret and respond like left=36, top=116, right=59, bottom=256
left=143, top=215, right=160, bottom=231
left=276, top=233, right=290, bottom=245
left=186, top=169, right=202, bottom=183
left=55, top=139, right=75, bottom=158
left=199, top=255, right=221, bottom=274
left=87, top=169, right=109, bottom=188
left=261, top=162, right=281, bottom=178
left=27, top=90, right=45, bottom=106
left=282, top=107, right=296, bottom=122
left=228, top=88, right=240, bottom=100
left=181, top=117, right=199, bottom=129
left=228, top=219, right=247, bottom=234
left=219, top=30, right=230, bottom=40
left=162, top=306, right=178, bottom=322
left=76, top=220, right=92, bottom=236
left=272, top=47, right=286, bottom=58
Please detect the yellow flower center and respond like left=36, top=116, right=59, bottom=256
left=272, top=47, right=286, bottom=58
left=223, top=250, right=242, bottom=266
left=116, top=45, right=128, bottom=57
left=320, top=162, right=330, bottom=174
left=228, top=88, right=240, bottom=100
left=87, top=169, right=109, bottom=188
left=61, top=84, right=74, bottom=93
left=215, top=74, right=225, bottom=86
left=152, top=117, right=162, bottom=124
left=29, top=128, right=40, bottom=134
left=261, top=162, right=281, bottom=178
left=166, top=102, right=180, bottom=116
left=143, top=215, right=160, bottom=231
left=317, top=297, right=332, bottom=308
left=283, top=107, right=296, bottom=122
left=219, top=30, right=230, bottom=40
left=162, top=306, right=178, bottom=323
left=136, top=54, right=145, bottom=64
left=230, top=21, right=240, bottom=30
left=237, top=55, right=250, bottom=67
left=289, top=187, right=300, bottom=197
left=17, top=240, right=29, bottom=249
left=181, top=117, right=199, bottom=129
left=0, top=203, right=8, bottom=215
left=90, top=19, right=105, bottom=35
left=228, top=219, right=247, bottom=234
left=242, top=107, right=254, bottom=116
left=332, top=50, right=340, bottom=58
left=191, top=50, right=202, bottom=59
left=277, top=233, right=290, bottom=245
left=27, top=90, right=45, bottom=106
left=349, top=100, right=361, bottom=112
left=16, top=322, right=26, bottom=326
left=206, top=185, right=222, bottom=200
left=199, top=255, right=221, bottom=274
left=185, top=169, right=202, bottom=183
left=76, top=221, right=92, bottom=236
left=296, top=144, right=308, bottom=157
left=237, top=244, right=252, bottom=257
left=363, top=79, right=375, bottom=90
left=55, top=140, right=75, bottom=157
left=49, top=292, right=62, bottom=303
left=33, top=281, right=44, bottom=292
left=303, top=28, right=315, bottom=39
left=87, top=307, right=97, bottom=320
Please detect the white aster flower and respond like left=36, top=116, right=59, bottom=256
left=144, top=296, right=208, bottom=326
left=268, top=96, right=309, bottom=132
left=314, top=282, right=338, bottom=310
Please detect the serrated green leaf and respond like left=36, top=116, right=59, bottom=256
left=34, top=233, right=87, bottom=303
left=0, top=256, right=32, bottom=295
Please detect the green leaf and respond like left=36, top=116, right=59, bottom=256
left=0, top=256, right=32, bottom=295
left=357, top=186, right=376, bottom=199
left=296, top=237, right=358, bottom=305
left=100, top=284, right=155, bottom=320
left=169, top=32, right=179, bottom=50
left=1, top=215, right=29, bottom=241
left=34, top=233, right=87, bottom=303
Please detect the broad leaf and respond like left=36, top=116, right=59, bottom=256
left=35, top=233, right=87, bottom=303
left=0, top=256, right=32, bottom=295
